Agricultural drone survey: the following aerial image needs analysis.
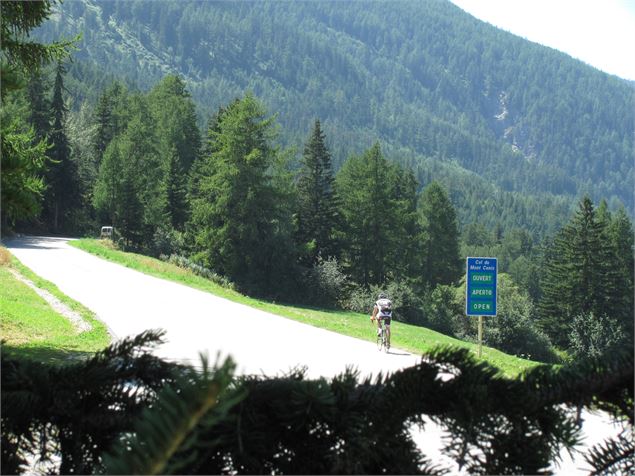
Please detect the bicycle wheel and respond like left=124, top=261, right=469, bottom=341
left=376, top=330, right=383, bottom=351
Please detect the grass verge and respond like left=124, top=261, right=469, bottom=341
left=0, top=246, right=111, bottom=364
left=70, top=239, right=542, bottom=376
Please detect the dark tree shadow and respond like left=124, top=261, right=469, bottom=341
left=2, top=343, right=93, bottom=366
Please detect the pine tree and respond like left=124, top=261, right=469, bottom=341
left=388, top=166, right=421, bottom=284
left=0, top=120, right=48, bottom=228
left=0, top=0, right=72, bottom=231
left=336, top=142, right=412, bottom=286
left=25, top=70, right=51, bottom=141
left=188, top=94, right=295, bottom=294
left=93, top=140, right=123, bottom=228
left=606, top=206, right=634, bottom=339
left=66, top=102, right=99, bottom=226
left=418, top=181, right=462, bottom=288
left=3, top=332, right=632, bottom=475
left=120, top=101, right=165, bottom=248
left=296, top=119, right=339, bottom=263
left=93, top=82, right=130, bottom=164
left=148, top=75, right=201, bottom=171
left=1, top=0, right=75, bottom=89
left=93, top=92, right=113, bottom=159
left=43, top=61, right=80, bottom=232
left=148, top=76, right=201, bottom=230
left=93, top=96, right=165, bottom=249
left=164, top=146, right=188, bottom=230
left=538, top=197, right=618, bottom=347
left=117, top=162, right=145, bottom=249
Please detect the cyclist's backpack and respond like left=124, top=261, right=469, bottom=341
left=376, top=298, right=392, bottom=318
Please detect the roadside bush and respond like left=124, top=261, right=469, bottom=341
left=343, top=281, right=424, bottom=324
left=485, top=275, right=558, bottom=363
left=485, top=315, right=558, bottom=363
left=150, top=227, right=184, bottom=257
left=569, top=312, right=628, bottom=359
left=159, top=254, right=234, bottom=290
left=423, top=285, right=465, bottom=336
left=302, top=256, right=348, bottom=307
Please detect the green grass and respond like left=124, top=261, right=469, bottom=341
left=71, top=239, right=543, bottom=376
left=0, top=248, right=111, bottom=364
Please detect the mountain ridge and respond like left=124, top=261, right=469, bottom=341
left=35, top=0, right=634, bottom=231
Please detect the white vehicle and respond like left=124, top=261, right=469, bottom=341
left=100, top=226, right=114, bottom=239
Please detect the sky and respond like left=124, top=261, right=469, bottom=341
left=449, top=0, right=635, bottom=81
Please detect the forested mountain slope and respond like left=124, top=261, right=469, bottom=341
left=36, top=0, right=634, bottom=233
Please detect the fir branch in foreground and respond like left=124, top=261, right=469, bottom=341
left=586, top=429, right=634, bottom=476
left=100, top=354, right=243, bottom=475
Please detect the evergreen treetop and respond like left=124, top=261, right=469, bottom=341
left=296, top=119, right=339, bottom=262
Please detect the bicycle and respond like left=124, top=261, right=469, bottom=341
left=376, top=318, right=390, bottom=352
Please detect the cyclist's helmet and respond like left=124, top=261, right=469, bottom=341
left=378, top=292, right=387, bottom=300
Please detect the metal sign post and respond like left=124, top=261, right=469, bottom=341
left=478, top=315, right=483, bottom=358
left=466, top=257, right=497, bottom=358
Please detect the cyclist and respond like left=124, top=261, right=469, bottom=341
left=370, top=293, right=393, bottom=348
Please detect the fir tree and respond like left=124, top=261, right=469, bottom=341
left=43, top=61, right=80, bottom=232
left=388, top=166, right=421, bottom=284
left=418, top=181, right=462, bottom=288
left=538, top=197, right=619, bottom=347
left=0, top=120, right=48, bottom=228
left=93, top=82, right=130, bottom=164
left=296, top=119, right=339, bottom=263
left=93, top=140, right=122, bottom=227
left=0, top=0, right=75, bottom=88
left=336, top=142, right=417, bottom=286
left=148, top=75, right=201, bottom=171
left=336, top=143, right=393, bottom=286
left=119, top=101, right=166, bottom=248
left=188, top=94, right=295, bottom=294
left=0, top=0, right=73, bottom=231
left=164, top=146, right=188, bottom=230
left=606, top=206, right=635, bottom=339
left=148, top=75, right=201, bottom=230
left=93, top=92, right=113, bottom=159
left=25, top=70, right=51, bottom=142
left=93, top=96, right=165, bottom=249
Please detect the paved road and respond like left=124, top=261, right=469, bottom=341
left=5, top=236, right=421, bottom=378
left=5, top=236, right=621, bottom=474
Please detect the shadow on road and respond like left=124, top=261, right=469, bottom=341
left=386, top=350, right=411, bottom=357
left=3, top=236, right=73, bottom=250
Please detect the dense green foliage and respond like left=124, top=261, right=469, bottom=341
left=1, top=0, right=75, bottom=81
left=89, top=77, right=202, bottom=249
left=538, top=197, right=634, bottom=350
left=0, top=0, right=74, bottom=230
left=11, top=60, right=635, bottom=362
left=0, top=115, right=48, bottom=227
left=3, top=3, right=634, bottom=473
left=295, top=119, right=339, bottom=263
left=2, top=331, right=633, bottom=474
left=7, top=0, right=634, bottom=368
left=418, top=181, right=462, bottom=287
left=35, top=0, right=634, bottom=233
left=188, top=94, right=296, bottom=295
left=336, top=143, right=420, bottom=287
left=41, top=61, right=81, bottom=232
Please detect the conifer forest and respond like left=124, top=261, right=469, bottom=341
left=1, top=1, right=633, bottom=474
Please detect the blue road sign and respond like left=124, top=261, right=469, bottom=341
left=466, top=257, right=497, bottom=316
